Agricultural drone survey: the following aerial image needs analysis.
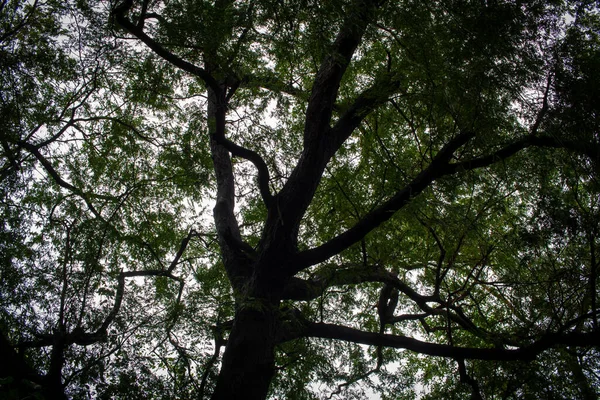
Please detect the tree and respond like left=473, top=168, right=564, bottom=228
left=1, top=0, right=599, bottom=399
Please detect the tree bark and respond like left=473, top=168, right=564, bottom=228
left=210, top=303, right=280, bottom=400
left=206, top=74, right=283, bottom=398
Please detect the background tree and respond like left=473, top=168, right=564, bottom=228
left=1, top=0, right=599, bottom=399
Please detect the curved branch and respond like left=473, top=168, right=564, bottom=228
left=329, top=72, right=403, bottom=151
left=282, top=265, right=399, bottom=301
left=281, top=264, right=485, bottom=337
left=112, top=0, right=219, bottom=91
left=303, top=322, right=600, bottom=361
left=216, top=136, right=273, bottom=206
left=208, top=86, right=256, bottom=284
left=282, top=264, right=434, bottom=311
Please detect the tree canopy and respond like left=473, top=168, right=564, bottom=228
left=1, top=0, right=599, bottom=399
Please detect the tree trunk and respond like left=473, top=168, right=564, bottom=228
left=210, top=303, right=279, bottom=400
left=44, top=333, right=68, bottom=400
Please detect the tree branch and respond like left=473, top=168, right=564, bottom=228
left=214, top=136, right=273, bottom=206
left=18, top=141, right=105, bottom=219
left=259, top=0, right=388, bottom=257
left=456, top=359, right=483, bottom=400
left=240, top=72, right=308, bottom=100
left=208, top=86, right=255, bottom=286
left=302, top=0, right=384, bottom=145
left=167, top=228, right=197, bottom=273
left=0, top=0, right=39, bottom=43
left=293, top=131, right=600, bottom=272
left=293, top=130, right=474, bottom=271
left=112, top=0, right=219, bottom=91
left=329, top=72, right=403, bottom=151
left=281, top=264, right=486, bottom=337
left=303, top=322, right=600, bottom=361
left=281, top=265, right=398, bottom=301
left=446, top=135, right=599, bottom=174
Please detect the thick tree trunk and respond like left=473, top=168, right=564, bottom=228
left=43, top=334, right=68, bottom=400
left=206, top=78, right=280, bottom=399
left=210, top=304, right=279, bottom=400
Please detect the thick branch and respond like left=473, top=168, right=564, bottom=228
left=281, top=265, right=484, bottom=336
left=215, top=136, right=273, bottom=206
left=209, top=86, right=255, bottom=286
left=283, top=266, right=391, bottom=301
left=329, top=72, right=403, bottom=151
left=302, top=0, right=383, bottom=145
left=281, top=265, right=433, bottom=304
left=303, top=322, right=600, bottom=361
left=293, top=130, right=474, bottom=270
left=294, top=132, right=600, bottom=272
left=259, top=0, right=387, bottom=257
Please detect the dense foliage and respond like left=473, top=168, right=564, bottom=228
left=1, top=0, right=599, bottom=399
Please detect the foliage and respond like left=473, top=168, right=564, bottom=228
left=1, top=0, right=599, bottom=399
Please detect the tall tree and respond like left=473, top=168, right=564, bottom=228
left=1, top=0, right=600, bottom=399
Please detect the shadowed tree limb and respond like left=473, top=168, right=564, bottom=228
left=302, top=322, right=600, bottom=361
left=281, top=265, right=434, bottom=303
left=199, top=318, right=228, bottom=399
left=281, top=265, right=486, bottom=339
left=447, top=135, right=600, bottom=174
left=293, top=131, right=600, bottom=272
left=292, top=129, right=475, bottom=271
left=213, top=134, right=273, bottom=207
left=114, top=1, right=274, bottom=209
left=240, top=72, right=308, bottom=100
left=259, top=0, right=389, bottom=258
left=112, top=0, right=219, bottom=91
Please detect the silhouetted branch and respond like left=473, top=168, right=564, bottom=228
left=303, top=322, right=600, bottom=361
left=293, top=129, right=475, bottom=271
left=214, top=136, right=273, bottom=206
left=112, top=0, right=219, bottom=91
